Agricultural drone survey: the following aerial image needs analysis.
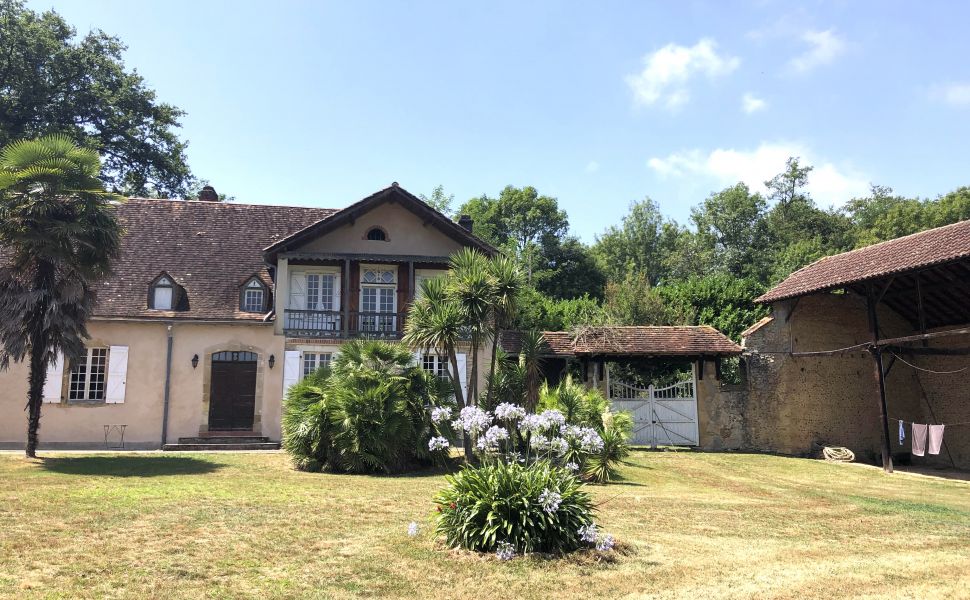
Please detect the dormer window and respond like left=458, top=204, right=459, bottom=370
left=152, top=276, right=173, bottom=310
left=241, top=278, right=267, bottom=313
left=365, top=226, right=388, bottom=241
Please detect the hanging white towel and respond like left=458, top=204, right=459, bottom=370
left=898, top=420, right=905, bottom=446
left=927, top=424, right=945, bottom=455
left=911, top=424, right=927, bottom=457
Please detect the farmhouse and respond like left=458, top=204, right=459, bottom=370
left=0, top=183, right=493, bottom=450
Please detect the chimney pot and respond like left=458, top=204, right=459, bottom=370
left=198, top=185, right=219, bottom=202
left=458, top=214, right=474, bottom=233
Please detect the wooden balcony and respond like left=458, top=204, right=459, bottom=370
left=283, top=309, right=408, bottom=340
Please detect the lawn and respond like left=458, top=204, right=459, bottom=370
left=1, top=451, right=968, bottom=599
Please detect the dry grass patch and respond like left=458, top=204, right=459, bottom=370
left=0, top=450, right=968, bottom=599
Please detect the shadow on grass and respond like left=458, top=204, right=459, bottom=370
left=40, top=455, right=223, bottom=477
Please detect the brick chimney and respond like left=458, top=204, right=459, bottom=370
left=458, top=214, right=474, bottom=233
left=198, top=185, right=219, bottom=202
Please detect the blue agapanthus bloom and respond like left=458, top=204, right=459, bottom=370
left=495, top=541, right=515, bottom=561
left=538, top=488, right=562, bottom=514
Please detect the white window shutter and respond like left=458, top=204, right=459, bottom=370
left=105, top=346, right=129, bottom=404
left=289, top=273, right=307, bottom=310
left=42, top=352, right=64, bottom=403
left=454, top=353, right=468, bottom=404
left=413, top=350, right=423, bottom=367
left=333, top=275, right=341, bottom=311
left=282, top=350, right=301, bottom=397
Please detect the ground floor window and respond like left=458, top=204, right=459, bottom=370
left=69, top=347, right=109, bottom=401
left=303, top=352, right=332, bottom=377
left=421, top=354, right=449, bottom=379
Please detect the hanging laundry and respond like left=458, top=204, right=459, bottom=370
left=899, top=420, right=905, bottom=446
left=927, top=424, right=945, bottom=455
left=911, top=424, right=928, bottom=457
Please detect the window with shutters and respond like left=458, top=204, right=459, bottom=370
left=421, top=354, right=449, bottom=380
left=302, top=352, right=332, bottom=378
left=69, top=347, right=109, bottom=402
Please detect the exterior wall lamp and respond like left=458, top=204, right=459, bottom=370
left=268, top=354, right=276, bottom=369
left=191, top=354, right=199, bottom=369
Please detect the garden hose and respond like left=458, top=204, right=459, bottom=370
left=822, top=446, right=855, bottom=463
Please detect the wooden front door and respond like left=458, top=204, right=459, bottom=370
left=208, top=351, right=258, bottom=431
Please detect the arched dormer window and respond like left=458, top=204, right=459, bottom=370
left=151, top=275, right=174, bottom=310
left=241, top=277, right=268, bottom=313
left=365, top=226, right=388, bottom=241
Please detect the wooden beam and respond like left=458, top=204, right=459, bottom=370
left=874, top=326, right=970, bottom=348
left=867, top=284, right=894, bottom=474
left=886, top=345, right=970, bottom=356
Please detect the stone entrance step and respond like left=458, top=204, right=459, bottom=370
left=162, top=436, right=280, bottom=451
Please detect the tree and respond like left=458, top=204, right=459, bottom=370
left=403, top=276, right=472, bottom=460
left=690, top=183, right=771, bottom=280
left=0, top=0, right=193, bottom=195
left=448, top=249, right=495, bottom=410
left=602, top=272, right=688, bottom=326
left=0, top=135, right=122, bottom=457
left=534, top=236, right=606, bottom=300
left=483, top=255, right=523, bottom=409
left=457, top=186, right=569, bottom=283
left=657, top=275, right=769, bottom=342
left=419, top=185, right=454, bottom=215
left=593, top=198, right=682, bottom=285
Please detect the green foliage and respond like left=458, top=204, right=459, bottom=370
left=513, top=286, right=604, bottom=331
left=0, top=0, right=193, bottom=195
left=657, top=274, right=768, bottom=342
left=690, top=183, right=771, bottom=280
left=845, top=184, right=970, bottom=247
left=433, top=461, right=595, bottom=554
left=419, top=184, right=455, bottom=215
left=0, top=135, right=122, bottom=456
left=586, top=411, right=633, bottom=483
left=603, top=271, right=689, bottom=326
left=281, top=340, right=453, bottom=474
left=593, top=197, right=683, bottom=285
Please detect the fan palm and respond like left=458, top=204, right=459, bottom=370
left=518, top=329, right=546, bottom=412
left=0, top=136, right=121, bottom=458
left=448, top=248, right=495, bottom=408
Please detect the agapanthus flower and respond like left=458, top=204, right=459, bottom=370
left=579, top=429, right=604, bottom=453
left=596, top=534, right=615, bottom=552
left=494, top=402, right=526, bottom=421
left=529, top=434, right=550, bottom=451
left=538, top=488, right=562, bottom=514
left=407, top=522, right=419, bottom=537
left=495, top=541, right=515, bottom=561
left=549, top=437, right=569, bottom=456
left=430, top=406, right=452, bottom=424
left=428, top=436, right=450, bottom=451
left=457, top=406, right=492, bottom=435
left=476, top=425, right=509, bottom=452
left=565, top=461, right=580, bottom=472
left=578, top=523, right=598, bottom=543
left=518, top=413, right=547, bottom=434
left=539, top=409, right=566, bottom=429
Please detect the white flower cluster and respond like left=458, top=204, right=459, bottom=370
left=565, top=462, right=580, bottom=472
left=563, top=425, right=604, bottom=453
left=407, top=521, right=419, bottom=537
left=430, top=406, right=452, bottom=424
left=452, top=406, right=492, bottom=436
left=495, top=541, right=515, bottom=561
left=494, top=402, right=526, bottom=421
left=428, top=436, right=450, bottom=451
left=596, top=534, right=615, bottom=552
left=476, top=425, right=509, bottom=452
left=578, top=523, right=614, bottom=551
left=538, top=488, right=562, bottom=514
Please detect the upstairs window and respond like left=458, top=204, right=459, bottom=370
left=365, top=226, right=387, bottom=241
left=241, top=278, right=267, bottom=313
left=152, top=276, right=173, bottom=310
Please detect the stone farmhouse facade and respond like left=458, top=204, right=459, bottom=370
left=0, top=184, right=492, bottom=449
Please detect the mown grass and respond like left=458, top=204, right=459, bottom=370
left=0, top=450, right=968, bottom=599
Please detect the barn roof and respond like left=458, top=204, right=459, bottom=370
left=757, top=219, right=970, bottom=328
left=499, top=326, right=743, bottom=358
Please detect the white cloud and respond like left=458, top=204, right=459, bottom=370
left=933, top=82, right=970, bottom=107
left=741, top=93, right=767, bottom=114
left=789, top=29, right=845, bottom=73
left=648, top=142, right=869, bottom=205
left=585, top=160, right=600, bottom=173
left=626, top=39, right=740, bottom=109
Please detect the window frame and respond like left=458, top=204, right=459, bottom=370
left=68, top=347, right=110, bottom=403
left=364, top=226, right=389, bottom=242
left=302, top=351, right=333, bottom=378
left=240, top=277, right=268, bottom=313
left=151, top=276, right=174, bottom=310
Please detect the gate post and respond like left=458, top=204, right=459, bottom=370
left=648, top=384, right=656, bottom=449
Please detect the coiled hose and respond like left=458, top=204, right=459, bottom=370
left=822, top=446, right=855, bottom=462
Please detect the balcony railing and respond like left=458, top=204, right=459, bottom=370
left=284, top=309, right=407, bottom=339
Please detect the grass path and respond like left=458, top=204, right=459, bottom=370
left=1, top=450, right=968, bottom=599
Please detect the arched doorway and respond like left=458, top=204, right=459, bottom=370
left=208, top=351, right=258, bottom=431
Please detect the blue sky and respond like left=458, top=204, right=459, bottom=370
left=29, top=0, right=970, bottom=242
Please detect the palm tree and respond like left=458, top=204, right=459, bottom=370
left=518, top=329, right=546, bottom=412
left=447, top=248, right=495, bottom=409
left=403, top=276, right=473, bottom=460
left=483, top=255, right=522, bottom=408
left=0, top=136, right=121, bottom=458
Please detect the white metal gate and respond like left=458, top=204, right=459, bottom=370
left=609, top=367, right=699, bottom=447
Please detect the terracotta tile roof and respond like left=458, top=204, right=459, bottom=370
left=758, top=219, right=970, bottom=304
left=93, top=199, right=335, bottom=321
left=500, top=326, right=742, bottom=357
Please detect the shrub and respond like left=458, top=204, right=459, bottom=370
left=586, top=411, right=632, bottom=483
left=433, top=460, right=595, bottom=554
left=281, top=340, right=454, bottom=473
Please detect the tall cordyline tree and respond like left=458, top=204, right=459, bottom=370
left=0, top=135, right=121, bottom=457
left=448, top=248, right=495, bottom=409
left=403, top=276, right=473, bottom=461
left=483, top=255, right=522, bottom=408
